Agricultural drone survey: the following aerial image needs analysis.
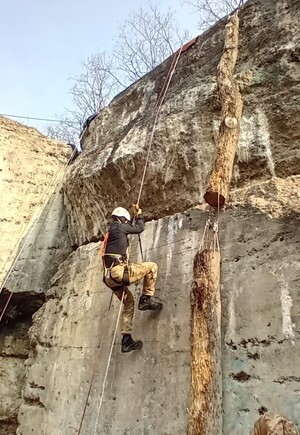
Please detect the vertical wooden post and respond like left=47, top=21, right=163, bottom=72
left=204, top=15, right=243, bottom=207
left=188, top=249, right=222, bottom=435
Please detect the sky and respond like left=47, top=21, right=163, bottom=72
left=0, top=0, right=200, bottom=133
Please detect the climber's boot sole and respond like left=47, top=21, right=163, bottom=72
left=138, top=301, right=163, bottom=311
left=121, top=340, right=143, bottom=353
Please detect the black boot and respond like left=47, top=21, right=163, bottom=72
left=138, top=295, right=163, bottom=311
left=121, top=334, right=143, bottom=353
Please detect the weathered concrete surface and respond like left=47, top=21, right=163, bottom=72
left=15, top=202, right=300, bottom=434
left=0, top=118, right=72, bottom=434
left=0, top=116, right=70, bottom=285
left=5, top=189, right=72, bottom=296
left=221, top=209, right=300, bottom=434
left=17, top=213, right=196, bottom=435
left=63, top=0, right=300, bottom=246
left=0, top=320, right=32, bottom=434
left=0, top=188, right=71, bottom=433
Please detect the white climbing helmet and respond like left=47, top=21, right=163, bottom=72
left=112, top=207, right=131, bottom=222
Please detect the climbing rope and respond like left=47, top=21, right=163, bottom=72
left=0, top=148, right=77, bottom=322
left=92, top=291, right=124, bottom=434
left=0, top=151, right=72, bottom=285
left=77, top=328, right=106, bottom=434
left=136, top=46, right=183, bottom=206
left=85, top=44, right=185, bottom=434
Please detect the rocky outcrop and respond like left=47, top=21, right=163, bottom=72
left=17, top=215, right=193, bottom=435
left=63, top=0, right=300, bottom=247
left=0, top=116, right=70, bottom=285
left=1, top=0, right=300, bottom=434
left=16, top=206, right=300, bottom=434
left=0, top=117, right=71, bottom=433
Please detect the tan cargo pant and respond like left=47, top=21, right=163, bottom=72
left=110, top=261, right=158, bottom=334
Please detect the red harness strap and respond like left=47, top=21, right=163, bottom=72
left=99, top=231, right=109, bottom=258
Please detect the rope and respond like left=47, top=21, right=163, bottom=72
left=93, top=290, right=125, bottom=434
left=136, top=46, right=183, bottom=206
left=0, top=148, right=76, bottom=322
left=0, top=113, right=77, bottom=124
left=0, top=149, right=75, bottom=287
left=77, top=334, right=106, bottom=434
left=80, top=44, right=184, bottom=433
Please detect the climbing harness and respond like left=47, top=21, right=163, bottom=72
left=81, top=41, right=188, bottom=435
left=99, top=231, right=130, bottom=289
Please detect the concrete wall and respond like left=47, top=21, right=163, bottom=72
left=5, top=189, right=72, bottom=296
left=17, top=213, right=198, bottom=435
left=0, top=189, right=72, bottom=433
left=0, top=115, right=70, bottom=285
left=221, top=209, right=300, bottom=433
left=15, top=208, right=300, bottom=434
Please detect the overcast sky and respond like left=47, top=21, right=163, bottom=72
left=0, top=0, right=199, bottom=132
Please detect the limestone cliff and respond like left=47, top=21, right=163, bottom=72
left=1, top=0, right=300, bottom=434
left=0, top=116, right=71, bottom=434
left=63, top=0, right=300, bottom=247
left=0, top=116, right=70, bottom=285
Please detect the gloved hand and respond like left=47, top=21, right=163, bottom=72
left=132, top=203, right=142, bottom=216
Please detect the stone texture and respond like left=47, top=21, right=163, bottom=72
left=1, top=0, right=300, bottom=433
left=5, top=189, right=72, bottom=296
left=221, top=209, right=300, bottom=434
left=15, top=205, right=300, bottom=434
left=63, top=0, right=300, bottom=247
left=0, top=116, right=71, bottom=285
left=0, top=118, right=72, bottom=434
left=17, top=214, right=195, bottom=435
left=0, top=320, right=32, bottom=434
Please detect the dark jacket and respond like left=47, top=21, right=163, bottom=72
left=104, top=217, right=144, bottom=267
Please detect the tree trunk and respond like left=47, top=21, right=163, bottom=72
left=188, top=249, right=222, bottom=435
left=204, top=15, right=242, bottom=207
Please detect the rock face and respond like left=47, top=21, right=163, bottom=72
left=0, top=116, right=71, bottom=285
left=17, top=215, right=193, bottom=435
left=16, top=208, right=300, bottom=434
left=0, top=117, right=71, bottom=434
left=63, top=0, right=300, bottom=247
left=1, top=0, right=300, bottom=434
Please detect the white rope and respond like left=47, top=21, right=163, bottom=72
left=93, top=291, right=125, bottom=434
left=84, top=44, right=185, bottom=434
left=0, top=158, right=66, bottom=281
left=136, top=46, right=183, bottom=206
left=0, top=149, right=76, bottom=295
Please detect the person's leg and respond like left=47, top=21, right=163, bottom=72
left=129, top=262, right=162, bottom=311
left=113, top=287, right=142, bottom=352
left=113, top=287, right=134, bottom=334
left=129, top=262, right=158, bottom=295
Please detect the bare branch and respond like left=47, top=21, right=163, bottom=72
left=184, top=0, right=245, bottom=30
left=47, top=1, right=190, bottom=144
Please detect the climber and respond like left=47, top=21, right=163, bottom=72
left=102, top=204, right=162, bottom=353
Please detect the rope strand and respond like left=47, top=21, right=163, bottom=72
left=0, top=148, right=76, bottom=322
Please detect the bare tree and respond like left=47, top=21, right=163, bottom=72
left=45, top=52, right=121, bottom=145
left=46, top=2, right=189, bottom=144
left=114, top=2, right=190, bottom=83
left=185, top=0, right=245, bottom=30
left=45, top=114, right=80, bottom=145
left=68, top=52, right=123, bottom=122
